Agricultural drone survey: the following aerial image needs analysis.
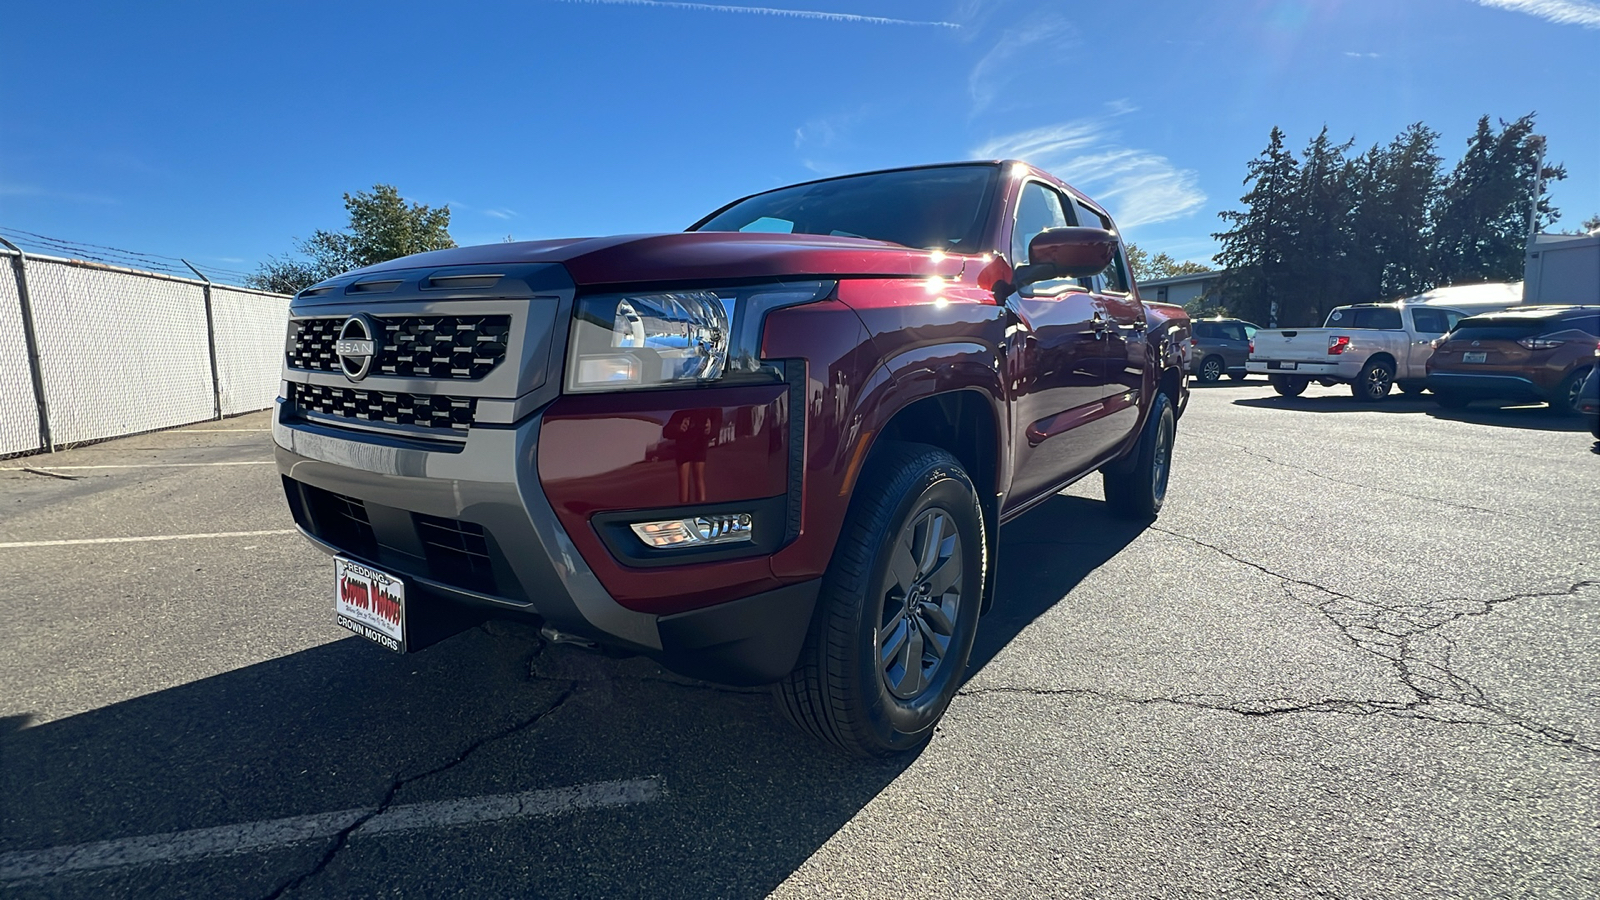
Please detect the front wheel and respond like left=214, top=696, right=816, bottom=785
left=775, top=443, right=985, bottom=757
left=1102, top=391, right=1176, bottom=520
left=1352, top=359, right=1395, bottom=402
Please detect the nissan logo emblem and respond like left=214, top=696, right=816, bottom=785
left=335, top=315, right=377, bottom=381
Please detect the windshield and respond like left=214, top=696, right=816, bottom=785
left=691, top=164, right=999, bottom=253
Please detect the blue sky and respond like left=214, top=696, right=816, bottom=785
left=2, top=0, right=1596, bottom=284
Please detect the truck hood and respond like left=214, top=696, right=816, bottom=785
left=342, top=232, right=970, bottom=288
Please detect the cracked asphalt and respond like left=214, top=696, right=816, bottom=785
left=2, top=382, right=1596, bottom=898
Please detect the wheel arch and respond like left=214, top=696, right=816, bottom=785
left=855, top=385, right=1004, bottom=614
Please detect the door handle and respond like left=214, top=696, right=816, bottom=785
left=1091, top=310, right=1108, bottom=340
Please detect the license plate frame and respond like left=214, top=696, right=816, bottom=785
left=1462, top=351, right=1488, bottom=363
left=335, top=557, right=407, bottom=653
left=1269, top=361, right=1299, bottom=371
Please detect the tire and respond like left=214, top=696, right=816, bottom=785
left=1270, top=374, right=1308, bottom=397
left=1227, top=371, right=1247, bottom=381
left=1102, top=391, right=1176, bottom=520
left=1197, top=356, right=1224, bottom=383
left=775, top=442, right=985, bottom=757
left=1399, top=381, right=1426, bottom=396
left=1433, top=391, right=1470, bottom=409
left=1351, top=358, right=1395, bottom=402
left=1553, top=367, right=1593, bottom=417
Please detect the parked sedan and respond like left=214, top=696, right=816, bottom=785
left=1427, top=305, right=1600, bottom=415
left=1188, top=317, right=1258, bottom=383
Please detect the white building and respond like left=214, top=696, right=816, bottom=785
left=1524, top=232, right=1600, bottom=304
left=1137, top=271, right=1223, bottom=309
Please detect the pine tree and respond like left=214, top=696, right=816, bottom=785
left=1214, top=127, right=1300, bottom=326
left=1432, top=114, right=1565, bottom=285
left=1382, top=124, right=1443, bottom=297
left=1289, top=127, right=1356, bottom=323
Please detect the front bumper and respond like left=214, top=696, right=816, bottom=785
left=274, top=405, right=817, bottom=685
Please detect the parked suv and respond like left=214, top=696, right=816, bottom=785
left=274, top=161, right=1191, bottom=756
left=1188, top=318, right=1258, bottom=382
left=1427, top=305, right=1600, bottom=414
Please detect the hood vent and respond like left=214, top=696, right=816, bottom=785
left=348, top=279, right=403, bottom=294
left=424, top=273, right=504, bottom=290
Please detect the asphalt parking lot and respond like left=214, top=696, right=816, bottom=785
left=3, top=382, right=1596, bottom=899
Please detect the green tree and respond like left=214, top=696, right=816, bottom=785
left=1125, top=242, right=1212, bottom=283
left=1214, top=126, right=1301, bottom=327
left=1432, top=114, right=1565, bottom=285
left=1287, top=127, right=1357, bottom=324
left=1581, top=214, right=1600, bottom=234
left=249, top=185, right=456, bottom=294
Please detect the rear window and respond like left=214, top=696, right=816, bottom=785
left=1326, top=307, right=1403, bottom=329
left=1193, top=322, right=1217, bottom=338
left=1451, top=316, right=1557, bottom=340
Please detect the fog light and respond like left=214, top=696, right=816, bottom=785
left=630, top=513, right=754, bottom=548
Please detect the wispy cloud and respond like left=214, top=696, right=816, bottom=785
left=1475, top=0, right=1600, bottom=27
left=555, top=0, right=960, bottom=28
left=0, top=183, right=118, bottom=205
left=967, top=13, right=1076, bottom=115
left=1344, top=50, right=1380, bottom=57
left=972, top=106, right=1207, bottom=229
left=483, top=208, right=517, bottom=220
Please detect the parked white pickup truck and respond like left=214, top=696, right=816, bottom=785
left=1247, top=303, right=1470, bottom=400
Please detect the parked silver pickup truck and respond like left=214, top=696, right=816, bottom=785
left=1247, top=303, right=1469, bottom=400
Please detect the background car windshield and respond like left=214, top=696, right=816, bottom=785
left=692, top=165, right=998, bottom=253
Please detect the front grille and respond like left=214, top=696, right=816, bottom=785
left=415, top=514, right=497, bottom=594
left=287, top=315, right=512, bottom=379
left=303, top=486, right=379, bottom=561
left=290, top=383, right=476, bottom=432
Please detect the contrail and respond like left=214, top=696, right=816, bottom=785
left=555, top=0, right=961, bottom=29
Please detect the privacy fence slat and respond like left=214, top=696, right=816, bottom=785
left=0, top=253, right=43, bottom=455
left=0, top=250, right=290, bottom=457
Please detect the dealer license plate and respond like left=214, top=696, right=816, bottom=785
left=1462, top=351, right=1487, bottom=363
left=335, top=558, right=406, bottom=652
left=1269, top=361, right=1298, bottom=370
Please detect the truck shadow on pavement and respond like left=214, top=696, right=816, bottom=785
left=1232, top=394, right=1592, bottom=433
left=1, top=494, right=1144, bottom=899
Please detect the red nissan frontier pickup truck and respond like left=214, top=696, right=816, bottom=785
left=274, top=161, right=1190, bottom=756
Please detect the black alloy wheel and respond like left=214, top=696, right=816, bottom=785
left=776, top=442, right=985, bottom=757
left=1102, top=390, right=1176, bottom=520
left=1555, top=367, right=1593, bottom=417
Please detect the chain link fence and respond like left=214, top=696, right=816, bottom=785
left=0, top=246, right=290, bottom=458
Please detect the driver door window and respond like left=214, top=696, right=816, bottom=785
left=1012, top=182, right=1079, bottom=296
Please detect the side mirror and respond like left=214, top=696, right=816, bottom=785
left=1013, top=227, right=1118, bottom=289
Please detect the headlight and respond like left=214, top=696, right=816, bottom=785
left=565, top=281, right=831, bottom=393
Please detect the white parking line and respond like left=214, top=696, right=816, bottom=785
left=0, top=530, right=297, bottom=549
left=1, top=462, right=274, bottom=471
left=0, top=777, right=662, bottom=882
